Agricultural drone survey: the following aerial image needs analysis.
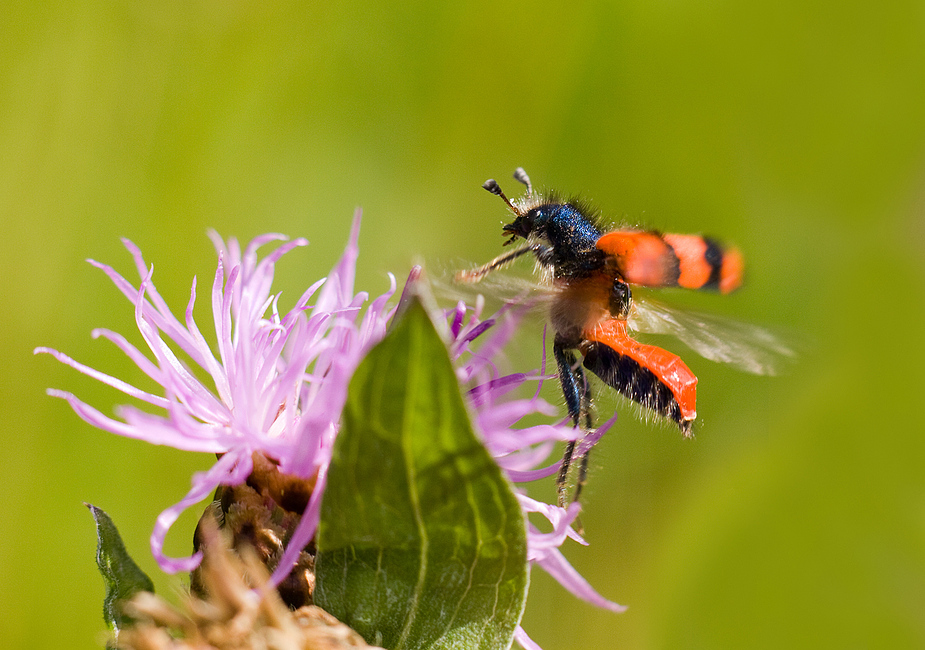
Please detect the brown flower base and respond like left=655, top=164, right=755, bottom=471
left=116, top=517, right=379, bottom=650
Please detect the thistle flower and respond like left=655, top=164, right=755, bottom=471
left=37, top=213, right=623, bottom=648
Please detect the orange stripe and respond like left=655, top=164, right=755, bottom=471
left=584, top=319, right=697, bottom=421
left=596, top=231, right=677, bottom=287
left=662, top=234, right=712, bottom=290
left=719, top=246, right=743, bottom=294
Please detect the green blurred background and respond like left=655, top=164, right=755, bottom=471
left=4, top=1, right=924, bottom=648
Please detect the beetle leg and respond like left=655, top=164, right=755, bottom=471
left=553, top=334, right=594, bottom=509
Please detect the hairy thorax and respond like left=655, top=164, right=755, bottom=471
left=549, top=273, right=614, bottom=346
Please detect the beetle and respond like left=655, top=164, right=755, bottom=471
left=456, top=168, right=785, bottom=506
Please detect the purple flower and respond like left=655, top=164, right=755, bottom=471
left=36, top=214, right=623, bottom=647
left=37, top=212, right=394, bottom=574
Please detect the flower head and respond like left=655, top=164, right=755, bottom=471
left=37, top=215, right=622, bottom=647
left=37, top=212, right=396, bottom=573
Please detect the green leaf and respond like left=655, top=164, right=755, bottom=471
left=86, top=503, right=155, bottom=634
left=315, top=298, right=529, bottom=650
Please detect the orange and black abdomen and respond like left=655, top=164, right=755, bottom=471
left=596, top=231, right=743, bottom=294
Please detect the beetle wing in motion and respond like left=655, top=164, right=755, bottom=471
left=596, top=230, right=744, bottom=294
left=627, top=298, right=797, bottom=376
left=444, top=273, right=794, bottom=377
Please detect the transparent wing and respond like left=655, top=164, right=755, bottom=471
left=437, top=268, right=557, bottom=310
left=628, top=298, right=798, bottom=376
left=444, top=263, right=798, bottom=376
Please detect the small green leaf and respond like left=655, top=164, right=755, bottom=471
left=315, top=298, right=529, bottom=650
left=86, top=503, right=155, bottom=634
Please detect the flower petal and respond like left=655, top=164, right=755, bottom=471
left=151, top=448, right=254, bottom=573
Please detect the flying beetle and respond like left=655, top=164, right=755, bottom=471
left=456, top=168, right=786, bottom=507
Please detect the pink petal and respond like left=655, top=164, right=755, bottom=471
left=514, top=626, right=543, bottom=650
left=533, top=545, right=626, bottom=612
left=152, top=448, right=254, bottom=573
left=34, top=347, right=168, bottom=408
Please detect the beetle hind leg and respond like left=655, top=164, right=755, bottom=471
left=553, top=335, right=595, bottom=511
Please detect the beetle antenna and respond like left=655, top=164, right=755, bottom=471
left=482, top=178, right=522, bottom=215
left=513, top=167, right=533, bottom=195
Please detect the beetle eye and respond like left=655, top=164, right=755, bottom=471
left=503, top=214, right=534, bottom=239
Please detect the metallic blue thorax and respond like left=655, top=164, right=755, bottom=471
left=528, top=203, right=602, bottom=269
